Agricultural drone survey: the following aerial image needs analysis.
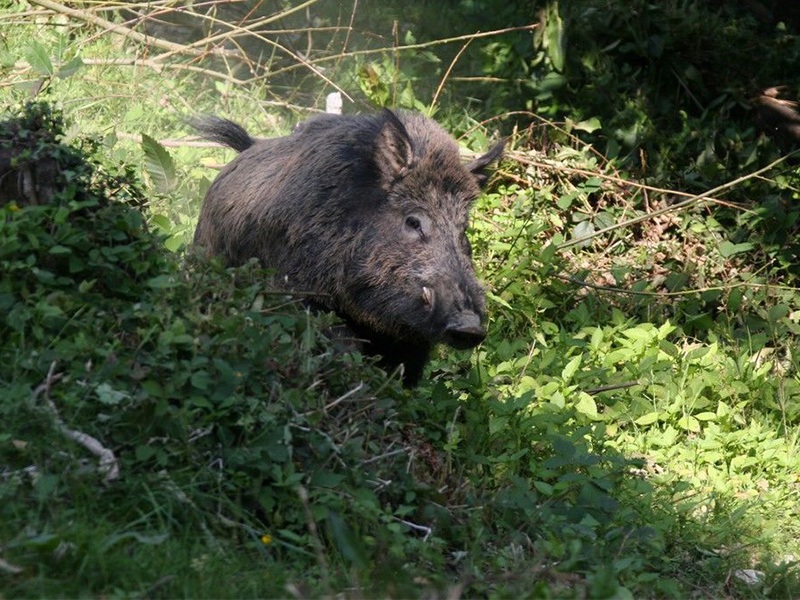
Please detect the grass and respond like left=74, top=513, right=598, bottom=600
left=2, top=1, right=800, bottom=597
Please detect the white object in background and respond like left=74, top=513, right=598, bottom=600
left=326, top=92, right=343, bottom=114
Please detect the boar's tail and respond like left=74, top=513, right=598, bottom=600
left=187, top=115, right=255, bottom=153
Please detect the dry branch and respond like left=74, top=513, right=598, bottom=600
left=28, top=0, right=232, bottom=57
left=261, top=24, right=539, bottom=81
left=32, top=361, right=120, bottom=484
left=550, top=153, right=794, bottom=249
left=149, top=0, right=324, bottom=63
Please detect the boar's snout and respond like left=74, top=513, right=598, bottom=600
left=442, top=310, right=486, bottom=350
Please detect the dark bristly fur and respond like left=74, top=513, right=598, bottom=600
left=192, top=109, right=504, bottom=386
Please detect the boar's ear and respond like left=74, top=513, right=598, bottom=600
left=375, top=109, right=415, bottom=188
left=466, top=139, right=506, bottom=186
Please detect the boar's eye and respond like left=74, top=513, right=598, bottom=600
left=405, top=215, right=422, bottom=231
left=403, top=213, right=429, bottom=241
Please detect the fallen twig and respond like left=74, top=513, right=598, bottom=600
left=0, top=556, right=23, bottom=575
left=394, top=516, right=433, bottom=542
left=32, top=361, right=120, bottom=483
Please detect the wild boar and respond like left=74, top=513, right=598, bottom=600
left=192, top=109, right=504, bottom=386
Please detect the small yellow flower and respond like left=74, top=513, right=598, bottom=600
left=260, top=533, right=273, bottom=545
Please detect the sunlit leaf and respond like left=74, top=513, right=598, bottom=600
left=25, top=41, right=53, bottom=76
left=141, top=132, right=176, bottom=193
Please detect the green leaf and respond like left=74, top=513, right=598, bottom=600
left=141, top=379, right=163, bottom=397
left=623, top=326, right=655, bottom=342
left=544, top=4, right=565, bottom=72
left=134, top=445, right=156, bottom=461
left=102, top=531, right=169, bottom=551
left=635, top=412, right=660, bottom=426
left=77, top=279, right=95, bottom=293
left=718, top=241, right=753, bottom=258
left=327, top=511, right=368, bottom=569
left=768, top=304, right=789, bottom=322
left=191, top=370, right=211, bottom=390
left=561, top=354, right=582, bottom=383
left=573, top=117, right=602, bottom=133
left=25, top=41, right=54, bottom=76
left=141, top=133, right=176, bottom=193
left=486, top=291, right=513, bottom=309
left=728, top=287, right=743, bottom=313
left=21, top=532, right=61, bottom=551
left=677, top=415, right=700, bottom=432
left=189, top=395, right=213, bottom=409
left=164, top=235, right=184, bottom=253
left=694, top=411, right=717, bottom=421
left=310, top=471, right=345, bottom=487
left=574, top=392, right=598, bottom=419
left=572, top=220, right=595, bottom=247
left=581, top=177, right=603, bottom=191
left=56, top=55, right=84, bottom=79
left=556, top=190, right=578, bottom=209
left=147, top=274, right=179, bottom=289
left=150, top=213, right=172, bottom=233
left=34, top=474, right=59, bottom=501
left=96, top=383, right=130, bottom=405
left=490, top=415, right=509, bottom=435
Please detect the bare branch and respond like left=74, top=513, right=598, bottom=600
left=32, top=361, right=120, bottom=483
left=28, top=0, right=231, bottom=57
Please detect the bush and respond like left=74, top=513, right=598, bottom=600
left=0, top=103, right=434, bottom=596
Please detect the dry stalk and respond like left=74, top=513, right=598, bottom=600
left=149, top=0, right=324, bottom=63
left=28, top=0, right=230, bottom=58
left=80, top=57, right=249, bottom=86
left=32, top=361, right=120, bottom=483
left=508, top=153, right=750, bottom=213
left=324, top=382, right=366, bottom=411
left=264, top=24, right=538, bottom=81
left=552, top=153, right=795, bottom=249
left=559, top=271, right=800, bottom=298
left=431, top=37, right=475, bottom=110
left=0, top=557, right=23, bottom=575
left=393, top=516, right=432, bottom=542
left=296, top=485, right=331, bottom=590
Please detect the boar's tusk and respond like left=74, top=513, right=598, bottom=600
left=422, top=286, right=434, bottom=307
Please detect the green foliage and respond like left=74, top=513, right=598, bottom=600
left=0, top=104, right=421, bottom=596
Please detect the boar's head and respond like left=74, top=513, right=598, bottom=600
left=330, top=110, right=504, bottom=382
